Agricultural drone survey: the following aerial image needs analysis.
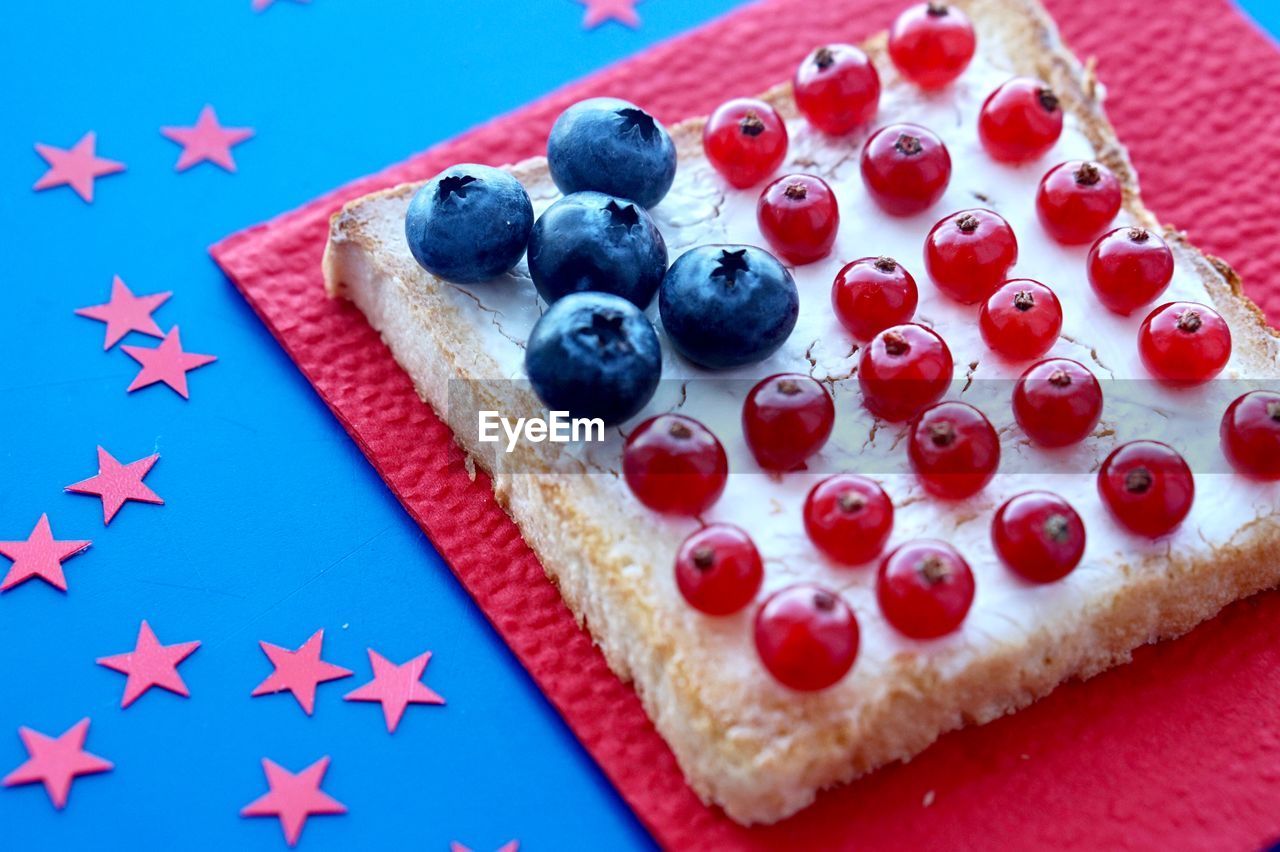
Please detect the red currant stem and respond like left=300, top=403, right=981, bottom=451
left=928, top=421, right=957, bottom=447
left=692, top=546, right=715, bottom=570
left=1013, top=290, right=1036, bottom=311
left=1128, top=227, right=1150, bottom=243
left=926, top=1, right=950, bottom=15
left=1043, top=513, right=1071, bottom=543
left=739, top=112, right=766, bottom=137
left=895, top=134, right=923, bottom=156
left=874, top=256, right=898, bottom=273
left=669, top=421, right=692, bottom=439
left=1125, top=466, right=1153, bottom=494
left=777, top=379, right=802, bottom=395
left=1048, top=368, right=1072, bottom=387
left=957, top=213, right=980, bottom=233
left=1074, top=162, right=1101, bottom=185
left=837, top=492, right=866, bottom=512
left=883, top=330, right=910, bottom=356
left=784, top=181, right=809, bottom=201
left=812, top=589, right=836, bottom=611
left=1176, top=310, right=1203, bottom=333
left=814, top=47, right=835, bottom=70
left=1037, top=87, right=1061, bottom=113
left=919, top=556, right=950, bottom=584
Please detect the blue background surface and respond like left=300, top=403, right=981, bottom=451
left=1, top=1, right=1275, bottom=849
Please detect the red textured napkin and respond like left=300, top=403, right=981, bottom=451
left=211, top=0, right=1280, bottom=847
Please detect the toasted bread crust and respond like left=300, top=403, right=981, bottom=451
left=323, top=0, right=1280, bottom=824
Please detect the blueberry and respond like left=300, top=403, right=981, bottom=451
left=404, top=163, right=533, bottom=284
left=527, top=191, right=668, bottom=309
left=659, top=246, right=799, bottom=369
left=526, top=292, right=662, bottom=426
left=547, top=98, right=677, bottom=209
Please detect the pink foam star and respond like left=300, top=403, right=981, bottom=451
left=120, top=326, right=217, bottom=398
left=343, top=649, right=445, bottom=733
left=577, top=0, right=641, bottom=28
left=74, top=275, right=171, bottom=349
left=160, top=106, right=254, bottom=172
left=0, top=515, right=90, bottom=593
left=452, top=842, right=520, bottom=852
left=252, top=0, right=310, bottom=12
left=3, top=719, right=113, bottom=809
left=97, top=621, right=201, bottom=708
left=251, top=629, right=353, bottom=715
left=33, top=132, right=125, bottom=203
left=66, top=446, right=164, bottom=524
left=241, top=756, right=346, bottom=846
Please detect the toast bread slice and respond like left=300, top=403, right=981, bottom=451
left=322, top=0, right=1280, bottom=824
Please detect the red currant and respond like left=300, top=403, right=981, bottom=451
left=703, top=98, right=789, bottom=189
left=757, top=174, right=839, bottom=265
left=907, top=401, right=1000, bottom=499
left=754, top=584, right=859, bottom=691
left=675, top=524, right=764, bottom=615
left=1035, top=160, right=1122, bottom=245
left=876, top=540, right=974, bottom=639
left=887, top=2, right=976, bottom=90
left=1012, top=358, right=1103, bottom=447
left=742, top=373, right=835, bottom=472
left=1138, top=301, right=1232, bottom=385
left=803, top=475, right=894, bottom=565
left=793, top=44, right=881, bottom=135
left=978, top=278, right=1063, bottom=361
left=978, top=77, right=1064, bottom=163
left=831, top=256, right=919, bottom=341
left=1087, top=227, right=1174, bottom=315
left=860, top=123, right=952, bottom=216
left=1221, top=391, right=1280, bottom=480
left=623, top=414, right=728, bottom=516
left=858, top=323, right=954, bottom=422
left=1097, top=440, right=1194, bottom=537
left=924, top=208, right=1018, bottom=304
left=992, top=491, right=1085, bottom=583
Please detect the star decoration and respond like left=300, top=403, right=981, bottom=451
left=576, top=0, right=641, bottom=29
left=33, top=132, right=125, bottom=203
left=251, top=629, right=353, bottom=715
left=3, top=719, right=112, bottom=809
left=452, top=842, right=520, bottom=852
left=0, top=515, right=90, bottom=593
left=75, top=275, right=171, bottom=349
left=97, top=621, right=201, bottom=708
left=66, top=446, right=163, bottom=524
left=120, top=327, right=216, bottom=398
left=343, top=649, right=444, bottom=733
left=160, top=106, right=254, bottom=172
left=252, top=0, right=310, bottom=11
left=241, top=756, right=346, bottom=846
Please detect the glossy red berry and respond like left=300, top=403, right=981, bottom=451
left=743, top=373, right=835, bottom=472
left=624, top=414, right=728, bottom=516
left=860, top=124, right=952, bottom=216
left=675, top=524, right=764, bottom=615
left=831, top=256, right=919, bottom=341
left=924, top=208, right=1018, bottom=304
left=978, top=77, right=1063, bottom=163
left=876, top=540, right=974, bottom=639
left=1036, top=160, right=1122, bottom=245
left=1138, top=301, right=1232, bottom=385
left=887, top=2, right=976, bottom=90
left=1097, top=440, right=1194, bottom=537
left=1087, top=227, right=1174, bottom=315
left=992, top=491, right=1085, bottom=583
left=757, top=174, right=839, bottom=265
left=1012, top=358, right=1103, bottom=447
left=754, top=584, right=859, bottom=691
left=978, top=278, right=1063, bottom=361
left=793, top=44, right=881, bottom=135
left=907, top=401, right=1000, bottom=499
left=1221, top=391, right=1280, bottom=480
left=803, top=475, right=895, bottom=565
left=703, top=98, right=789, bottom=189
left=858, top=323, right=954, bottom=422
